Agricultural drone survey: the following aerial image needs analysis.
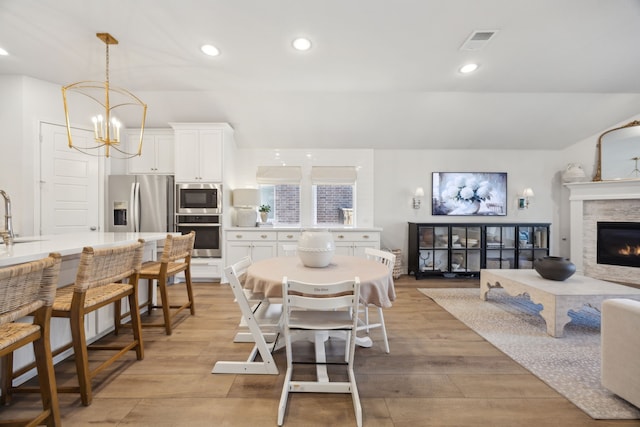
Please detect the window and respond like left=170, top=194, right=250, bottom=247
left=256, top=166, right=301, bottom=225
left=314, top=184, right=354, bottom=225
left=259, top=184, right=300, bottom=224
left=311, top=166, right=357, bottom=226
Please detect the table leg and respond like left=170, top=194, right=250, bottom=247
left=539, top=298, right=571, bottom=338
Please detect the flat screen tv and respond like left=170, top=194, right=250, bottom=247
left=432, top=172, right=507, bottom=216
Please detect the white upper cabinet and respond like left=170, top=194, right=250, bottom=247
left=126, top=129, right=174, bottom=174
left=171, top=123, right=232, bottom=182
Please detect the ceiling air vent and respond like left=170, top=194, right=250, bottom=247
left=460, top=30, right=498, bottom=51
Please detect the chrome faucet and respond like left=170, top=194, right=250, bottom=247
left=0, top=190, right=14, bottom=246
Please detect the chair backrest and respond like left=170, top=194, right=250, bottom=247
left=0, top=253, right=62, bottom=325
left=225, top=256, right=252, bottom=288
left=364, top=247, right=396, bottom=275
left=282, top=277, right=360, bottom=314
left=74, top=240, right=144, bottom=292
left=161, top=231, right=195, bottom=264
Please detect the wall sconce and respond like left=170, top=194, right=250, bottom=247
left=518, top=188, right=535, bottom=209
left=413, top=187, right=425, bottom=209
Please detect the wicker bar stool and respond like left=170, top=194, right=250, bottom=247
left=137, top=232, right=195, bottom=335
left=0, top=253, right=62, bottom=427
left=9, top=240, right=146, bottom=407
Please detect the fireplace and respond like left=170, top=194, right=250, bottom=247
left=597, top=222, right=640, bottom=268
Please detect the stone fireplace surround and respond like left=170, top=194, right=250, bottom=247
left=567, top=180, right=640, bottom=286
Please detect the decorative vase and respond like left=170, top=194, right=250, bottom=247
left=449, top=200, right=481, bottom=215
left=534, top=256, right=576, bottom=281
left=297, top=229, right=335, bottom=268
left=562, top=163, right=587, bottom=183
left=260, top=212, right=268, bottom=223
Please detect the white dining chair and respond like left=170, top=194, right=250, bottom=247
left=281, top=244, right=297, bottom=256
left=278, top=276, right=362, bottom=427
left=359, top=247, right=395, bottom=353
left=212, top=257, right=281, bottom=375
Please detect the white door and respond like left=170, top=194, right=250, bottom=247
left=39, top=123, right=100, bottom=235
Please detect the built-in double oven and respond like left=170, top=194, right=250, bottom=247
left=175, top=183, right=222, bottom=258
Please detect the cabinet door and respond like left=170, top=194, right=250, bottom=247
left=198, top=130, right=223, bottom=181
left=154, top=134, right=175, bottom=174
left=251, top=241, right=277, bottom=262
left=174, top=130, right=200, bottom=181
left=353, top=241, right=378, bottom=258
left=226, top=241, right=253, bottom=267
left=334, top=242, right=353, bottom=256
left=127, top=132, right=156, bottom=174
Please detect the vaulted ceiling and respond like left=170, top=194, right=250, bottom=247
left=2, top=0, right=640, bottom=150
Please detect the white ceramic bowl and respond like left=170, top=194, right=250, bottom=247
left=297, top=248, right=335, bottom=268
left=297, top=230, right=335, bottom=268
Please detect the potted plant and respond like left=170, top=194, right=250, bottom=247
left=258, top=204, right=271, bottom=223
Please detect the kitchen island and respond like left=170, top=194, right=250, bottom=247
left=0, top=232, right=171, bottom=385
left=0, top=232, right=170, bottom=267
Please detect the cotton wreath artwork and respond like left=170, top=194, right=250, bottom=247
left=442, top=176, right=492, bottom=203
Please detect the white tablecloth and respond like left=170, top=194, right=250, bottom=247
left=244, top=255, right=396, bottom=308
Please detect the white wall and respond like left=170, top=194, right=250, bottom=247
left=373, top=149, right=566, bottom=269
left=3, top=75, right=638, bottom=275
left=233, top=148, right=374, bottom=228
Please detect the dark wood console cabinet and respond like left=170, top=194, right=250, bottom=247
left=408, top=222, right=550, bottom=279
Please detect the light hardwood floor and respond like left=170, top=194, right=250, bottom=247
left=2, top=275, right=639, bottom=426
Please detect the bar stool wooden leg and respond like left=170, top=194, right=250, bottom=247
left=70, top=302, right=92, bottom=406
left=185, top=269, right=195, bottom=315
left=158, top=272, right=172, bottom=335
left=33, top=309, right=61, bottom=427
left=128, top=290, right=144, bottom=360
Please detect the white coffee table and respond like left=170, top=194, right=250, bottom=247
left=480, top=269, right=640, bottom=337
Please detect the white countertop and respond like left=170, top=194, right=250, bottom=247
left=0, top=232, right=170, bottom=267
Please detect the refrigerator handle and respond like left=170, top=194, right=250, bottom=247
left=130, top=182, right=139, bottom=232
left=135, top=182, right=141, bottom=232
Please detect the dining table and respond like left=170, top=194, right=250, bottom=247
left=244, top=254, right=396, bottom=308
left=243, top=254, right=396, bottom=349
left=242, top=254, right=396, bottom=381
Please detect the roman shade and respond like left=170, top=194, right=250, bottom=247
left=256, top=166, right=302, bottom=184
left=311, top=166, right=357, bottom=185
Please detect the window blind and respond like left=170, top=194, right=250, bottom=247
left=311, top=166, right=357, bottom=185
left=256, top=166, right=302, bottom=184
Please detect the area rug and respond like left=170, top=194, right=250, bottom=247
left=418, top=287, right=640, bottom=420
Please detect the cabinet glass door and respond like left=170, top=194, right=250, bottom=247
left=486, top=226, right=515, bottom=269
left=418, top=226, right=448, bottom=272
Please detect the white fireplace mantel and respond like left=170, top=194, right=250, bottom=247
left=566, top=180, right=640, bottom=276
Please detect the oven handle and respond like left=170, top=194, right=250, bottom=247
left=176, top=223, right=221, bottom=227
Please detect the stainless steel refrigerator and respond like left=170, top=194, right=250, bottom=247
left=107, top=175, right=175, bottom=232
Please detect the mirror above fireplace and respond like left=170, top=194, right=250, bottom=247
left=594, top=120, right=640, bottom=181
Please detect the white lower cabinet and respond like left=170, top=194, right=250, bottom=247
left=332, top=231, right=380, bottom=257
left=226, top=231, right=278, bottom=267
left=224, top=229, right=381, bottom=281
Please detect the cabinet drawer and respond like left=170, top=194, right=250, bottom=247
left=277, top=231, right=302, bottom=241
left=332, top=231, right=380, bottom=242
left=227, top=231, right=277, bottom=241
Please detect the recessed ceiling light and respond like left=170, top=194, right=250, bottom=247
left=201, top=44, right=220, bottom=56
left=0, top=47, right=8, bottom=56
left=459, top=63, right=479, bottom=74
left=292, top=37, right=312, bottom=51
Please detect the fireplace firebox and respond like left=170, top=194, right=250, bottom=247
left=597, top=222, right=640, bottom=268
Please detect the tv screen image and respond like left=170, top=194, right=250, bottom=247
left=432, top=172, right=507, bottom=216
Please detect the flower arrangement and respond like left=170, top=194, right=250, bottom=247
left=442, top=176, right=492, bottom=203
left=259, top=204, right=271, bottom=213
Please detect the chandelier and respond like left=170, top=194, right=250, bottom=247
left=62, top=33, right=147, bottom=158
